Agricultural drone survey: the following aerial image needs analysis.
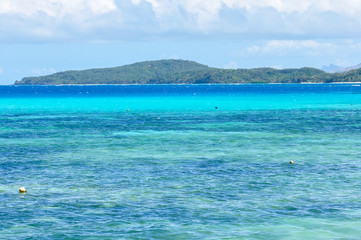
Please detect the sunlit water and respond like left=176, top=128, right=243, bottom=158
left=1, top=84, right=361, bottom=239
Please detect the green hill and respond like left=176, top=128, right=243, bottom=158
left=14, top=59, right=361, bottom=85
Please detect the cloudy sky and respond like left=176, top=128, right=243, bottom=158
left=1, top=0, right=361, bottom=84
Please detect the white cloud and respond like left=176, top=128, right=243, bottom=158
left=0, top=0, right=120, bottom=41
left=133, top=0, right=361, bottom=25
left=262, top=40, right=333, bottom=55
left=124, top=0, right=361, bottom=40
left=223, top=61, right=238, bottom=69
left=235, top=40, right=335, bottom=57
left=228, top=39, right=361, bottom=69
left=0, top=0, right=117, bottom=19
left=30, top=67, right=57, bottom=76
left=4, top=0, right=361, bottom=22
left=0, top=0, right=361, bottom=41
left=270, top=65, right=283, bottom=69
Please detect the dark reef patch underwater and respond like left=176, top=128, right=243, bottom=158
left=1, top=84, right=361, bottom=239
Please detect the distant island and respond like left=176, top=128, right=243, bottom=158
left=14, top=59, right=361, bottom=85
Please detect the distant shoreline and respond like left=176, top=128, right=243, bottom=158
left=10, top=82, right=361, bottom=86
left=15, top=60, right=361, bottom=85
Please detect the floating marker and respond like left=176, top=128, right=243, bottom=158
left=290, top=161, right=294, bottom=164
left=127, top=109, right=130, bottom=111
left=19, top=187, right=27, bottom=193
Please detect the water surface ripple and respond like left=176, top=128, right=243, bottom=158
left=1, top=84, right=361, bottom=239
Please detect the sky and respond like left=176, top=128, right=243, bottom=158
left=1, top=0, right=361, bottom=84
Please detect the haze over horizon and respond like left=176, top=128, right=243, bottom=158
left=1, top=0, right=361, bottom=84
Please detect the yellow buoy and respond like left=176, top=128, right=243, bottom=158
left=19, top=187, right=27, bottom=193
left=290, top=160, right=294, bottom=164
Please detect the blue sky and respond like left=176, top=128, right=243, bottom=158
left=1, top=0, right=361, bottom=84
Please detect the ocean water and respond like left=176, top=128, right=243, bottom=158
left=1, top=84, right=361, bottom=239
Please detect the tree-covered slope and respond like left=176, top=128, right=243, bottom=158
left=16, top=60, right=210, bottom=85
left=14, top=59, right=361, bottom=85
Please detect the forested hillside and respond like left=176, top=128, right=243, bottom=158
left=14, top=59, right=361, bottom=85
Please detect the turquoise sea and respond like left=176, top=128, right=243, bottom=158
left=1, top=84, right=361, bottom=239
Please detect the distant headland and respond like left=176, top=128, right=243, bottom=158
left=14, top=59, right=361, bottom=85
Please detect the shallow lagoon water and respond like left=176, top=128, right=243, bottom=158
left=1, top=84, right=361, bottom=239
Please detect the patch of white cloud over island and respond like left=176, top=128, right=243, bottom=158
left=30, top=67, right=57, bottom=77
